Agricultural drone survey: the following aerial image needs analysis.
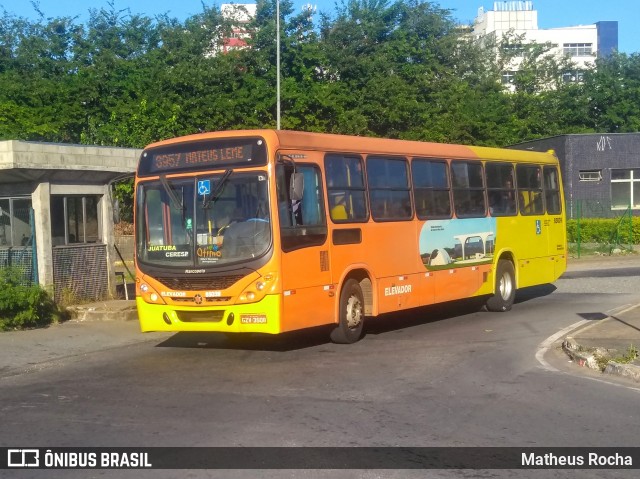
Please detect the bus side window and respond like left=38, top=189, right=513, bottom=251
left=544, top=166, right=562, bottom=214
left=451, top=161, right=486, bottom=218
left=367, top=156, right=412, bottom=221
left=412, top=159, right=451, bottom=219
left=277, top=163, right=328, bottom=252
left=325, top=154, right=368, bottom=222
left=486, top=162, right=517, bottom=216
left=517, top=165, right=544, bottom=215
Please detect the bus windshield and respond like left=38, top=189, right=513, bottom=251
left=136, top=171, right=271, bottom=268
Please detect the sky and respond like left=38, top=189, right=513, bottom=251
left=2, top=0, right=638, bottom=53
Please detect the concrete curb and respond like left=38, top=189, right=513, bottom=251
left=562, top=336, right=640, bottom=383
left=562, top=337, right=603, bottom=370
left=604, top=361, right=640, bottom=382
left=66, top=301, right=138, bottom=322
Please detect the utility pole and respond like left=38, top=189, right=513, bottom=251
left=276, top=0, right=281, bottom=130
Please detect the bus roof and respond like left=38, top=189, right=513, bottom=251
left=144, top=129, right=558, bottom=164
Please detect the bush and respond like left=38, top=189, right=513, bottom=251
left=566, top=218, right=640, bottom=244
left=0, top=268, right=61, bottom=331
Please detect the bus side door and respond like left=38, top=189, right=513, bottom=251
left=276, top=161, right=333, bottom=331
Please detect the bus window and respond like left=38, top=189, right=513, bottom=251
left=544, top=166, right=562, bottom=215
left=367, top=157, right=412, bottom=221
left=517, top=165, right=544, bottom=215
left=412, top=159, right=451, bottom=219
left=136, top=178, right=195, bottom=266
left=325, top=155, right=368, bottom=222
left=486, top=163, right=517, bottom=216
left=277, top=163, right=327, bottom=252
left=451, top=161, right=486, bottom=218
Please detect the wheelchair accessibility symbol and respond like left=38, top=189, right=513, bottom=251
left=535, top=219, right=541, bottom=235
left=197, top=180, right=211, bottom=196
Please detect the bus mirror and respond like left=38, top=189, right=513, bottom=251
left=290, top=172, right=304, bottom=202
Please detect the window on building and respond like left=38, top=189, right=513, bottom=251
left=503, top=43, right=525, bottom=56
left=51, top=195, right=102, bottom=246
left=611, top=169, right=640, bottom=210
left=562, top=70, right=585, bottom=83
left=563, top=43, right=593, bottom=57
left=0, top=197, right=32, bottom=247
left=501, top=71, right=517, bottom=85
left=579, top=170, right=602, bottom=182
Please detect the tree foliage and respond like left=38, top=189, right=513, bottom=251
left=0, top=0, right=638, bottom=149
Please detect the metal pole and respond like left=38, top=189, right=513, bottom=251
left=276, top=0, right=281, bottom=130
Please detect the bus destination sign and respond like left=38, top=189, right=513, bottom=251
left=138, top=138, right=267, bottom=176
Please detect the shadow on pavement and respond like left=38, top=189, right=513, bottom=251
left=514, top=283, right=557, bottom=304
left=154, top=283, right=559, bottom=352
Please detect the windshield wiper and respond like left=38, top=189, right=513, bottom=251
left=159, top=175, right=184, bottom=211
left=203, top=169, right=233, bottom=209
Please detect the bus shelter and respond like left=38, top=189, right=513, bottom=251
left=0, top=141, right=141, bottom=302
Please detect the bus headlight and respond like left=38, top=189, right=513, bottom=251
left=137, top=281, right=166, bottom=305
left=238, top=273, right=278, bottom=303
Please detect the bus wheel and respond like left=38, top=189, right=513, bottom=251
left=486, top=260, right=516, bottom=312
left=330, top=279, right=365, bottom=344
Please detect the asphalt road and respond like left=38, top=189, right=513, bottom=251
left=1, top=259, right=640, bottom=479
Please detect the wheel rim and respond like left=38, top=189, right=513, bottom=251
left=499, top=271, right=513, bottom=300
left=345, top=294, right=363, bottom=330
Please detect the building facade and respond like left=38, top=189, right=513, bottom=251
left=472, top=1, right=618, bottom=87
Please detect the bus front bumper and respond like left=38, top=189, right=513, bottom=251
left=136, top=295, right=282, bottom=334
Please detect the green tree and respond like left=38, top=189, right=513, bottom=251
left=581, top=52, right=640, bottom=132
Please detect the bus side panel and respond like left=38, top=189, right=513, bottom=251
left=331, top=221, right=424, bottom=315
left=517, top=215, right=555, bottom=287
left=432, top=268, right=481, bottom=304
left=548, top=214, right=567, bottom=281
left=280, top=245, right=335, bottom=332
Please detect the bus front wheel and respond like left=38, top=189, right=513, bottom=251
left=330, top=279, right=365, bottom=344
left=486, top=260, right=516, bottom=312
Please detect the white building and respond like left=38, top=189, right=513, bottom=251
left=206, top=3, right=257, bottom=57
left=472, top=1, right=618, bottom=87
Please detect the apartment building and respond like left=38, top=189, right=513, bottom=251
left=472, top=1, right=618, bottom=86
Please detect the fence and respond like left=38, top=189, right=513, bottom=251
left=52, top=244, right=109, bottom=304
left=570, top=200, right=638, bottom=257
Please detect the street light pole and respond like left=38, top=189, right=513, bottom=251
left=276, top=0, right=281, bottom=130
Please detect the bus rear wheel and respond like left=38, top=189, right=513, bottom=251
left=486, top=259, right=516, bottom=312
left=330, top=279, right=365, bottom=344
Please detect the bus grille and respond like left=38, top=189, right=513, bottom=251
left=154, top=274, right=245, bottom=291
left=177, top=310, right=225, bottom=323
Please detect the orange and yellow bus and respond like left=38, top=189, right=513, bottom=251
left=134, top=130, right=566, bottom=343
